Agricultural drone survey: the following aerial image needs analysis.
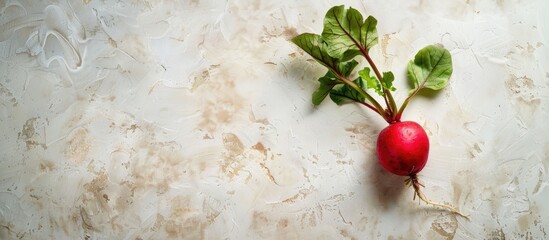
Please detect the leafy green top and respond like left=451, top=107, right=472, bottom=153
left=321, top=5, right=378, bottom=60
left=407, top=45, right=453, bottom=92
left=291, top=5, right=453, bottom=123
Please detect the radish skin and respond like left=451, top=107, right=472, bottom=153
left=376, top=121, right=429, bottom=176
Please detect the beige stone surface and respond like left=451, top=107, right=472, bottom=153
left=1, top=0, right=548, bottom=239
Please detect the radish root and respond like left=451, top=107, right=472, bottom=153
left=405, top=174, right=470, bottom=220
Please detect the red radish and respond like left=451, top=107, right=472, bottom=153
left=292, top=5, right=467, bottom=218
left=376, top=121, right=429, bottom=176
left=377, top=121, right=466, bottom=218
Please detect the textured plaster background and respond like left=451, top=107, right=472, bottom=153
left=0, top=0, right=548, bottom=239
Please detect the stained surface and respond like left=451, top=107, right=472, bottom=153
left=1, top=0, right=548, bottom=239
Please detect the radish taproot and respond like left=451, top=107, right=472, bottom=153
left=291, top=5, right=468, bottom=218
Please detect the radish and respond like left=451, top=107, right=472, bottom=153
left=376, top=121, right=429, bottom=177
left=292, top=5, right=468, bottom=218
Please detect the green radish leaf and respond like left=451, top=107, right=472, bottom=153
left=312, top=72, right=339, bottom=105
left=339, top=59, right=359, bottom=77
left=291, top=33, right=340, bottom=70
left=291, top=33, right=354, bottom=74
left=291, top=33, right=363, bottom=105
left=381, top=71, right=396, bottom=92
left=312, top=60, right=359, bottom=105
left=322, top=5, right=378, bottom=59
left=329, top=77, right=367, bottom=105
left=358, top=67, right=382, bottom=96
left=340, top=49, right=361, bottom=62
left=407, top=45, right=452, bottom=93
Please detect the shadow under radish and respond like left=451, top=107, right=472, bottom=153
left=364, top=149, right=406, bottom=210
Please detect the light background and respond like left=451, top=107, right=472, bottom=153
left=1, top=0, right=548, bottom=239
